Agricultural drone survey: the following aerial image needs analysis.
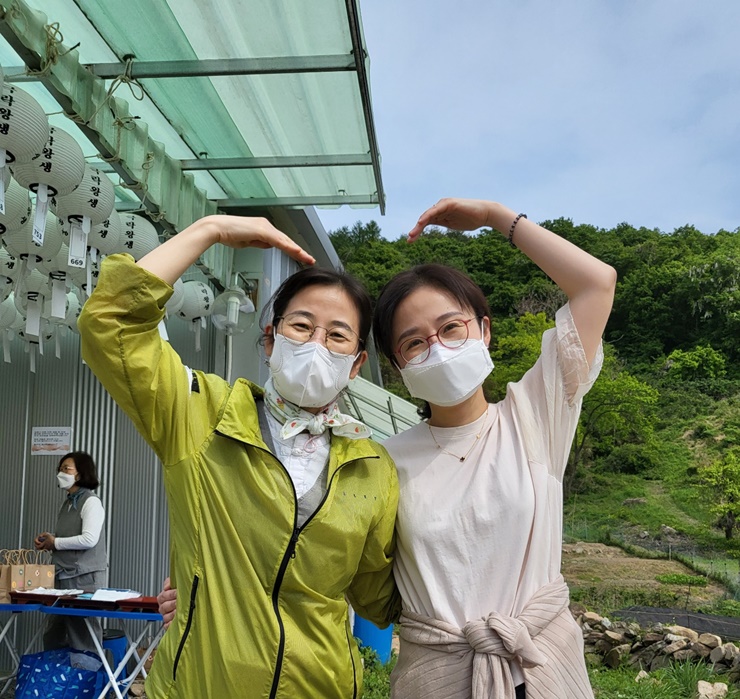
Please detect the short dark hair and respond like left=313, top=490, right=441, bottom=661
left=260, top=266, right=372, bottom=344
left=58, top=451, right=100, bottom=490
left=373, top=263, right=491, bottom=364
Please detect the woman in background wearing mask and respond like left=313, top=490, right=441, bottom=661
left=35, top=451, right=107, bottom=654
left=373, top=198, right=616, bottom=699
left=77, top=216, right=400, bottom=699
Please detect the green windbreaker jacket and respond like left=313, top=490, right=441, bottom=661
left=78, top=255, right=401, bottom=698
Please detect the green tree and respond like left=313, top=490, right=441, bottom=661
left=701, top=451, right=740, bottom=539
left=661, top=345, right=727, bottom=382
left=566, top=352, right=659, bottom=497
left=329, top=220, right=383, bottom=266
left=488, top=312, right=554, bottom=402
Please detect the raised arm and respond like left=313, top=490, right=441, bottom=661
left=78, top=215, right=315, bottom=463
left=137, top=214, right=315, bottom=284
left=408, top=198, right=616, bottom=364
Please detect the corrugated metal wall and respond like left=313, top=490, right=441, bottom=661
left=0, top=314, right=218, bottom=669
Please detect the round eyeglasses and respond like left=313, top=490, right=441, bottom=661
left=277, top=312, right=361, bottom=357
left=395, top=317, right=480, bottom=365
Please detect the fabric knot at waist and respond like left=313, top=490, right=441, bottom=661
left=397, top=575, right=571, bottom=699
left=463, top=612, right=548, bottom=668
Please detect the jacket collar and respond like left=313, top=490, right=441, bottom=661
left=215, top=378, right=267, bottom=447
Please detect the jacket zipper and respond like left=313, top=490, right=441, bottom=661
left=173, top=574, right=199, bottom=681
left=267, top=450, right=373, bottom=699
left=214, top=431, right=378, bottom=698
left=346, top=622, right=358, bottom=699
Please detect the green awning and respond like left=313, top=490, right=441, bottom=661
left=0, top=0, right=385, bottom=285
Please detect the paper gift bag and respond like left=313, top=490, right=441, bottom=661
left=0, top=549, right=12, bottom=603
left=6, top=549, right=55, bottom=595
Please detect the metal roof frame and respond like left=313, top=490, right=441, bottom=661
left=0, top=0, right=386, bottom=287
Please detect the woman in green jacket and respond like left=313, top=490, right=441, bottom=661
left=78, top=215, right=400, bottom=699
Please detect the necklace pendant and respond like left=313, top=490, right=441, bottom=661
left=459, top=456, right=465, bottom=462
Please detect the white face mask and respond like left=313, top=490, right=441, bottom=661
left=269, top=333, right=358, bottom=409
left=57, top=472, right=76, bottom=490
left=399, top=336, right=494, bottom=407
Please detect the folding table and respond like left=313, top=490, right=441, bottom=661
left=40, top=606, right=165, bottom=699
left=0, top=603, right=45, bottom=697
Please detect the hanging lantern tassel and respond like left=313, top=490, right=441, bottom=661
left=67, top=216, right=90, bottom=269
left=54, top=325, right=61, bottom=359
left=32, top=183, right=49, bottom=246
left=193, top=318, right=204, bottom=352
left=3, top=328, right=11, bottom=363
left=158, top=319, right=169, bottom=341
left=25, top=291, right=42, bottom=339
left=0, top=152, right=6, bottom=215
left=49, top=272, right=67, bottom=319
left=86, top=254, right=92, bottom=294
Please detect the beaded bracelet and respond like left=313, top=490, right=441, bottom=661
left=508, top=213, right=527, bottom=248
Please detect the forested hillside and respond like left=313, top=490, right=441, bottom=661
left=330, top=219, right=740, bottom=544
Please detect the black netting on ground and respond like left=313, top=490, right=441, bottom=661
left=612, top=607, right=740, bottom=641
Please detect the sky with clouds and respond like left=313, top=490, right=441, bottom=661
left=317, top=0, right=740, bottom=241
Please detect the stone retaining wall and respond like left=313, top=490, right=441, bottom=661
left=575, top=606, right=740, bottom=683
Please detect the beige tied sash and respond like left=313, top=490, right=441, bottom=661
left=393, top=575, right=592, bottom=699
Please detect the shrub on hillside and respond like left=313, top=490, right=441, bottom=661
left=601, top=443, right=662, bottom=475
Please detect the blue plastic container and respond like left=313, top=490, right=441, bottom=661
left=353, top=616, right=393, bottom=664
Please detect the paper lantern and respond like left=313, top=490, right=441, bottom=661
left=0, top=245, right=17, bottom=300
left=0, top=85, right=50, bottom=164
left=0, top=177, right=31, bottom=235
left=118, top=213, right=160, bottom=260
left=54, top=166, right=115, bottom=268
left=164, top=278, right=185, bottom=317
left=88, top=210, right=122, bottom=258
left=0, top=292, right=22, bottom=363
left=177, top=280, right=214, bottom=352
left=61, top=291, right=82, bottom=332
left=13, top=266, right=48, bottom=340
left=2, top=211, right=63, bottom=271
left=0, top=293, right=20, bottom=327
left=11, top=126, right=85, bottom=246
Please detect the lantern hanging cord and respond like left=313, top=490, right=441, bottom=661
left=22, top=21, right=80, bottom=78
left=117, top=152, right=168, bottom=222
left=97, top=116, right=138, bottom=164
left=83, top=57, right=144, bottom=128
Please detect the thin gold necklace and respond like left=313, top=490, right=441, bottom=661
left=427, top=407, right=490, bottom=462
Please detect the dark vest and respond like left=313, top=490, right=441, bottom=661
left=53, top=488, right=108, bottom=579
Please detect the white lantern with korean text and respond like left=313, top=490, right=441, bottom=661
left=0, top=245, right=16, bottom=301
left=176, top=280, right=214, bottom=352
left=2, top=211, right=63, bottom=276
left=0, top=84, right=50, bottom=217
left=88, top=209, right=122, bottom=258
left=54, top=165, right=115, bottom=269
left=10, top=126, right=85, bottom=246
left=157, top=277, right=185, bottom=342
left=118, top=213, right=160, bottom=260
left=13, top=266, right=49, bottom=341
left=0, top=177, right=30, bottom=237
